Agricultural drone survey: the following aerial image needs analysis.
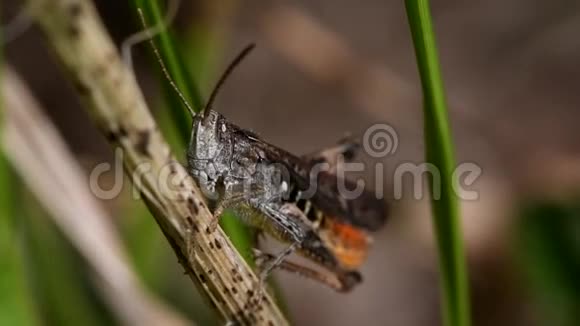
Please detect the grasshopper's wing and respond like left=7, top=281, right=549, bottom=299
left=301, top=136, right=361, bottom=169
left=311, top=172, right=387, bottom=231
left=243, top=132, right=387, bottom=231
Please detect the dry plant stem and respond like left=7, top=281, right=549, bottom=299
left=25, top=0, right=288, bottom=324
left=1, top=66, right=189, bottom=326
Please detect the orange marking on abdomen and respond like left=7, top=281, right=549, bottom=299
left=324, top=219, right=371, bottom=269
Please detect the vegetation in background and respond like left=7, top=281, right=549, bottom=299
left=0, top=21, right=40, bottom=325
left=516, top=199, right=580, bottom=326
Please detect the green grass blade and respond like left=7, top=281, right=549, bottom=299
left=0, top=30, right=41, bottom=325
left=130, top=0, right=254, bottom=264
left=404, top=1, right=471, bottom=326
left=0, top=163, right=39, bottom=326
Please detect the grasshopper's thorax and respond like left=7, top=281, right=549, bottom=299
left=187, top=110, right=290, bottom=208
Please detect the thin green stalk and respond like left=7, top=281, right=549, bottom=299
left=404, top=1, right=471, bottom=326
left=131, top=0, right=254, bottom=264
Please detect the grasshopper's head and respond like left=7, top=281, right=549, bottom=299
left=186, top=110, right=235, bottom=194
left=188, top=110, right=232, bottom=161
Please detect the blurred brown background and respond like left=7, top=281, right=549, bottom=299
left=3, top=0, right=580, bottom=325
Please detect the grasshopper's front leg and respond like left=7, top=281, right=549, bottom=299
left=209, top=192, right=247, bottom=232
left=208, top=181, right=267, bottom=232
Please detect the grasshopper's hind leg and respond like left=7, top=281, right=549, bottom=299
left=256, top=242, right=299, bottom=284
left=253, top=249, right=361, bottom=292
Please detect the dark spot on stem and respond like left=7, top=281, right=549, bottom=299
left=187, top=197, right=199, bottom=215
left=72, top=78, right=90, bottom=96
left=118, top=126, right=128, bottom=137
left=67, top=25, right=80, bottom=39
left=68, top=2, right=83, bottom=18
left=191, top=220, right=200, bottom=233
left=214, top=239, right=222, bottom=249
left=105, top=125, right=128, bottom=142
left=135, top=130, right=151, bottom=157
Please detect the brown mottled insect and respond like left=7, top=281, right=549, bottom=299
left=185, top=45, right=387, bottom=291
left=136, top=12, right=387, bottom=290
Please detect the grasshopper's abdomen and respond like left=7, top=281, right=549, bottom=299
left=287, top=187, right=371, bottom=270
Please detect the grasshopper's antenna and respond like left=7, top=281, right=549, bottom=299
left=122, top=0, right=177, bottom=74
left=202, top=43, right=256, bottom=118
left=121, top=0, right=196, bottom=118
left=137, top=9, right=196, bottom=118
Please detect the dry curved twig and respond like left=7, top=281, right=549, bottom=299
left=23, top=0, right=288, bottom=324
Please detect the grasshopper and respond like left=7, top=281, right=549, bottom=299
left=185, top=45, right=387, bottom=292
left=132, top=8, right=387, bottom=291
